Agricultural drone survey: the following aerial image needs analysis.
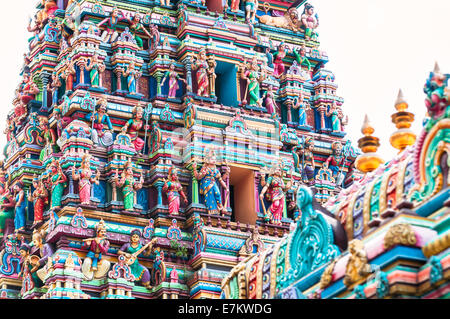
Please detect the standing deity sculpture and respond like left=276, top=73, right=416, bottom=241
left=121, top=105, right=146, bottom=153
left=299, top=137, right=316, bottom=185
left=245, top=0, right=259, bottom=23
left=122, top=61, right=142, bottom=95
left=293, top=46, right=312, bottom=73
left=192, top=49, right=214, bottom=97
left=323, top=142, right=346, bottom=183
left=161, top=62, right=187, bottom=99
left=72, top=154, right=101, bottom=206
left=39, top=117, right=57, bottom=161
left=85, top=97, right=114, bottom=147
left=192, top=150, right=229, bottom=215
left=49, top=72, right=62, bottom=107
left=260, top=164, right=292, bottom=225
left=163, top=166, right=188, bottom=215
left=19, top=71, right=40, bottom=105
left=85, top=54, right=106, bottom=88
left=241, top=57, right=267, bottom=108
left=0, top=181, right=15, bottom=236
left=35, top=0, right=58, bottom=27
left=326, top=100, right=344, bottom=133
left=97, top=6, right=127, bottom=44
left=63, top=57, right=77, bottom=93
left=28, top=175, right=48, bottom=227
left=273, top=42, right=289, bottom=78
left=114, top=161, right=143, bottom=211
left=18, top=244, right=43, bottom=288
left=262, top=84, right=278, bottom=114
left=12, top=182, right=27, bottom=232
left=118, top=230, right=157, bottom=289
left=82, top=219, right=111, bottom=280
left=149, top=23, right=160, bottom=51
left=301, top=3, right=319, bottom=41
left=46, top=159, right=68, bottom=210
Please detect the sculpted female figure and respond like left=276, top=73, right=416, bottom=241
left=161, top=62, right=186, bottom=99
left=192, top=150, right=229, bottom=215
left=13, top=182, right=27, bottom=232
left=0, top=182, right=15, bottom=235
left=273, top=42, right=289, bottom=78
left=85, top=54, right=106, bottom=88
left=241, top=57, right=267, bottom=107
left=114, top=161, right=143, bottom=211
left=47, top=159, right=68, bottom=209
left=127, top=13, right=152, bottom=49
left=301, top=3, right=319, bottom=41
left=118, top=230, right=157, bottom=289
left=122, top=61, right=142, bottom=94
left=85, top=98, right=114, bottom=147
left=325, top=101, right=343, bottom=132
left=163, top=166, right=188, bottom=215
left=300, top=137, right=316, bottom=185
left=72, top=154, right=100, bottom=206
left=262, top=84, right=278, bottom=114
left=260, top=165, right=292, bottom=225
left=192, top=49, right=210, bottom=97
left=19, top=72, right=40, bottom=105
left=82, top=219, right=110, bottom=280
left=121, top=105, right=146, bottom=153
left=28, top=176, right=48, bottom=226
left=39, top=117, right=57, bottom=161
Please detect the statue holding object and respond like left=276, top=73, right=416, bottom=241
left=260, top=164, right=293, bottom=225
left=28, top=175, right=48, bottom=227
left=122, top=61, right=142, bottom=95
left=30, top=229, right=55, bottom=283
left=163, top=166, right=188, bottom=215
left=192, top=150, right=229, bottom=215
left=114, top=161, right=144, bottom=211
left=72, top=154, right=101, bottom=206
left=323, top=142, right=345, bottom=181
left=161, top=62, right=187, bottom=99
left=301, top=3, right=319, bottom=41
left=118, top=230, right=157, bottom=289
left=241, top=57, right=267, bottom=107
left=85, top=54, right=106, bottom=88
left=0, top=181, right=15, bottom=236
left=121, top=105, right=147, bottom=153
left=192, top=49, right=214, bottom=97
left=97, top=6, right=128, bottom=44
left=126, top=13, right=153, bottom=49
left=82, top=218, right=111, bottom=280
left=85, top=97, right=114, bottom=147
left=47, top=159, right=68, bottom=210
left=12, top=182, right=27, bottom=232
left=326, top=100, right=344, bottom=133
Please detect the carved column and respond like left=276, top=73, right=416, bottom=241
left=191, top=171, right=199, bottom=205
left=183, top=56, right=193, bottom=93
left=254, top=172, right=261, bottom=215
left=40, top=73, right=50, bottom=112
left=318, top=105, right=326, bottom=130
left=155, top=71, right=163, bottom=96
left=154, top=179, right=164, bottom=206
left=221, top=166, right=230, bottom=210
left=114, top=69, right=122, bottom=92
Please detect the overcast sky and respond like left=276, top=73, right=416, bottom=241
left=0, top=0, right=449, bottom=161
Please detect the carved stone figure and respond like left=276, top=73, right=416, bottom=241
left=343, top=239, right=372, bottom=287
left=82, top=219, right=111, bottom=280
left=114, top=161, right=143, bottom=211
left=72, top=154, right=100, bottom=206
left=28, top=176, right=48, bottom=226
left=163, top=166, right=188, bottom=215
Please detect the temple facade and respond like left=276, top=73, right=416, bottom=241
left=0, top=0, right=359, bottom=299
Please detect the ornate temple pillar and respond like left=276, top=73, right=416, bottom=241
left=318, top=105, right=326, bottom=130
left=221, top=166, right=230, bottom=210
left=39, top=73, right=51, bottom=112
left=183, top=56, right=193, bottom=93
left=154, top=179, right=164, bottom=206
left=114, top=69, right=122, bottom=92
left=254, top=172, right=261, bottom=215
left=191, top=170, right=199, bottom=204
left=155, top=71, right=163, bottom=96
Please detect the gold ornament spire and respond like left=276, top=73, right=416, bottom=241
left=355, top=114, right=384, bottom=173
left=390, top=89, right=416, bottom=153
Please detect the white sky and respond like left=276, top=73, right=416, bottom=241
left=0, top=0, right=449, bottom=161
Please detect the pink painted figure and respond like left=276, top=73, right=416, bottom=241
left=161, top=63, right=187, bottom=99
left=19, top=72, right=40, bottom=105
left=263, top=85, right=278, bottom=114
left=273, top=42, right=288, bottom=78
left=170, top=268, right=179, bottom=283
left=72, top=154, right=100, bottom=205
left=163, top=166, right=188, bottom=215
left=192, top=49, right=210, bottom=97
left=259, top=164, right=292, bottom=225
left=27, top=176, right=48, bottom=226
left=121, top=106, right=147, bottom=152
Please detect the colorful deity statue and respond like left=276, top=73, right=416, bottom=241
left=114, top=161, right=144, bottom=211
left=301, top=3, right=319, bottom=41
left=30, top=229, right=55, bottom=283
left=72, top=154, right=101, bottom=206
left=245, top=0, right=259, bottom=23
left=192, top=49, right=213, bottom=97
left=300, top=137, right=316, bottom=185
left=323, top=142, right=345, bottom=182
left=260, top=163, right=292, bottom=225
left=27, top=175, right=48, bottom=226
left=273, top=42, right=289, bottom=78
left=85, top=54, right=106, bottom=88
left=241, top=57, right=267, bottom=107
left=161, top=62, right=187, bottom=99
left=46, top=159, right=68, bottom=209
left=122, top=61, right=142, bottom=94
left=192, top=149, right=230, bottom=215
left=36, top=0, right=59, bottom=27
left=149, top=23, right=160, bottom=51
left=118, top=230, right=157, bottom=289
left=12, top=182, right=27, bottom=232
left=126, top=13, right=152, bottom=49
left=39, top=116, right=57, bottom=161
left=85, top=98, right=114, bottom=147
left=19, top=71, right=40, bottom=105
left=424, top=63, right=450, bottom=121
left=293, top=46, right=312, bottom=73
left=230, top=0, right=240, bottom=12
left=18, top=243, right=43, bottom=288
left=121, top=105, right=146, bottom=152
left=49, top=71, right=62, bottom=107
left=0, top=181, right=15, bottom=236
left=81, top=219, right=111, bottom=280
left=163, top=166, right=188, bottom=215
left=97, top=6, right=127, bottom=44
left=63, top=57, right=76, bottom=92
left=262, top=84, right=278, bottom=114
left=183, top=96, right=196, bottom=129
left=326, top=100, right=344, bottom=132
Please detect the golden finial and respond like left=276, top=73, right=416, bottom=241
left=355, top=115, right=384, bottom=173
left=390, top=89, right=416, bottom=153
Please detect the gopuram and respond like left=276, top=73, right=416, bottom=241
left=2, top=0, right=447, bottom=301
